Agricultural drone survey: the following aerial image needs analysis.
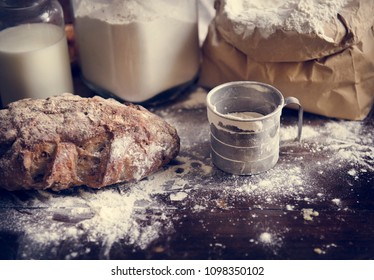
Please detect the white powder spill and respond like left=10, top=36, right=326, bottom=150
left=259, top=232, right=273, bottom=244
left=0, top=94, right=372, bottom=259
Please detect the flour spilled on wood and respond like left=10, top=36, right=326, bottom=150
left=259, top=232, right=273, bottom=244
left=0, top=97, right=372, bottom=259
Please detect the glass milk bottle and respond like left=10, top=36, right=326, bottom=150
left=71, top=0, right=200, bottom=104
left=0, top=0, right=73, bottom=107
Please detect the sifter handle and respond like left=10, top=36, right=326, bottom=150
left=284, top=97, right=303, bottom=141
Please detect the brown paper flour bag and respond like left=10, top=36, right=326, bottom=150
left=199, top=0, right=374, bottom=120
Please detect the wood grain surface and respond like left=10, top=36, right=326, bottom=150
left=1, top=73, right=373, bottom=259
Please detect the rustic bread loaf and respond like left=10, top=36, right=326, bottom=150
left=0, top=94, right=180, bottom=191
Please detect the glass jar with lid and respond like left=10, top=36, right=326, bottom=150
left=0, top=0, right=73, bottom=107
left=71, top=0, right=200, bottom=104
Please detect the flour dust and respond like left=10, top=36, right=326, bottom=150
left=0, top=93, right=372, bottom=259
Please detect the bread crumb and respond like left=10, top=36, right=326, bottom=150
left=286, top=204, right=294, bottom=211
left=314, top=248, right=326, bottom=254
left=302, top=208, right=319, bottom=221
left=332, top=198, right=341, bottom=206
left=170, top=192, right=188, bottom=201
left=348, top=169, right=357, bottom=177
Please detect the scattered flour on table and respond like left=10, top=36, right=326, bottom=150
left=224, top=0, right=349, bottom=40
left=256, top=231, right=284, bottom=251
left=173, top=88, right=207, bottom=110
left=0, top=108, right=372, bottom=258
left=206, top=118, right=372, bottom=250
left=9, top=185, right=174, bottom=259
left=259, top=232, right=273, bottom=244
left=0, top=153, right=212, bottom=259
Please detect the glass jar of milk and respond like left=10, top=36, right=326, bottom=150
left=71, top=0, right=200, bottom=104
left=0, top=0, right=73, bottom=107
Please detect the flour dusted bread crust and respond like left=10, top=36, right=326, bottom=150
left=0, top=94, right=180, bottom=191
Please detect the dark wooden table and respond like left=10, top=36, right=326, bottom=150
left=0, top=74, right=373, bottom=260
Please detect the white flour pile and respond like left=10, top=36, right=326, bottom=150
left=224, top=0, right=349, bottom=40
left=74, top=0, right=194, bottom=23
left=0, top=94, right=372, bottom=258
